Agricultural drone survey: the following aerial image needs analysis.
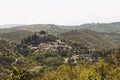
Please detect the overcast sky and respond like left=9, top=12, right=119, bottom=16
left=0, top=0, right=120, bottom=25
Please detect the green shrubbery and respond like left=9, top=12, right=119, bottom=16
left=7, top=66, right=33, bottom=80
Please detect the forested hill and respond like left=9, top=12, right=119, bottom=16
left=1, top=22, right=120, bottom=33
left=79, top=22, right=120, bottom=33
left=0, top=30, right=120, bottom=80
left=1, top=22, right=120, bottom=43
left=60, top=29, right=120, bottom=51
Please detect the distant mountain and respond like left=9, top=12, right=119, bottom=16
left=0, top=24, right=25, bottom=29
left=1, top=22, right=120, bottom=33
left=0, top=24, right=68, bottom=43
left=0, top=24, right=68, bottom=34
left=1, top=22, right=120, bottom=43
left=78, top=22, right=120, bottom=34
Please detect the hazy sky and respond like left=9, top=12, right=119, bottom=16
left=0, top=0, right=120, bottom=25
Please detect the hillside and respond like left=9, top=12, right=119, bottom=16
left=79, top=22, right=120, bottom=34
left=0, top=22, right=120, bottom=79
left=0, top=30, right=120, bottom=80
left=60, top=29, right=120, bottom=51
left=0, top=24, right=66, bottom=34
left=0, top=30, right=33, bottom=43
left=0, top=24, right=67, bottom=43
left=0, top=31, right=72, bottom=78
left=1, top=22, right=120, bottom=43
left=0, top=39, right=39, bottom=78
left=17, top=31, right=71, bottom=56
left=0, top=22, right=120, bottom=50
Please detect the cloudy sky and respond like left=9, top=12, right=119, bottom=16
left=0, top=0, right=120, bottom=25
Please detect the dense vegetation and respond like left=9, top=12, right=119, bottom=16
left=6, top=49, right=120, bottom=80
left=0, top=22, right=120, bottom=80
